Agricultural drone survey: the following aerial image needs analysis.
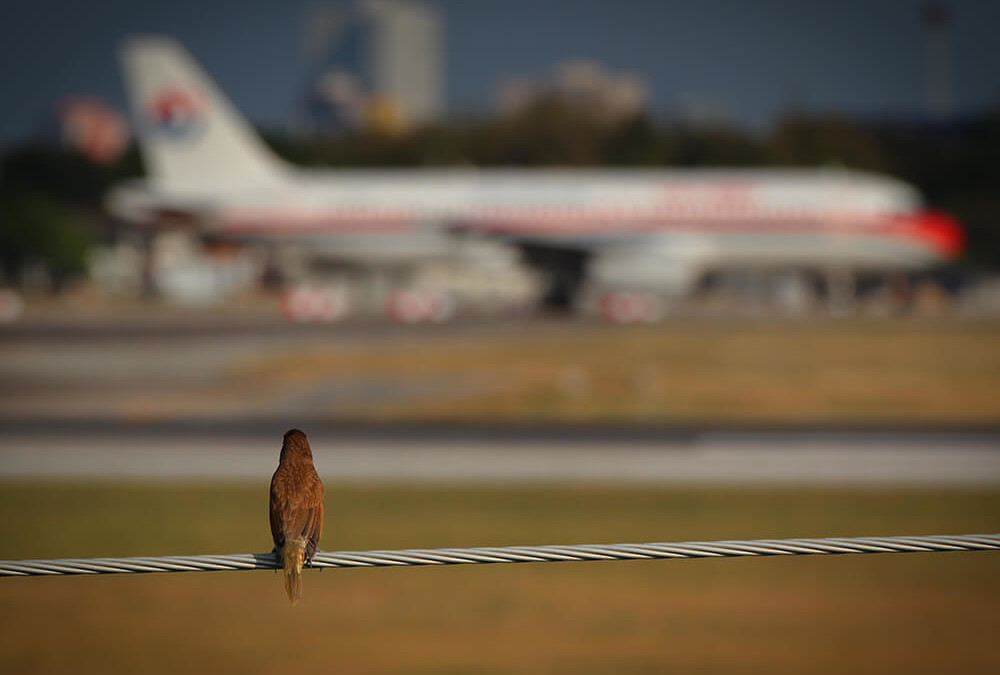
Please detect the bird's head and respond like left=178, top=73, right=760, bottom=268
left=280, top=428, right=313, bottom=461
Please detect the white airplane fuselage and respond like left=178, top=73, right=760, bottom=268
left=108, top=37, right=965, bottom=307
left=111, top=166, right=962, bottom=274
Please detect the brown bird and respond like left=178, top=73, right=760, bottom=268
left=269, top=429, right=324, bottom=605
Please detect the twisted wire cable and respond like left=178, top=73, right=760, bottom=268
left=1, top=533, right=997, bottom=577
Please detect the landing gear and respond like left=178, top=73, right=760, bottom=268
left=280, top=285, right=350, bottom=323
left=597, top=291, right=665, bottom=323
left=520, top=246, right=587, bottom=313
left=825, top=269, right=857, bottom=316
left=386, top=289, right=454, bottom=323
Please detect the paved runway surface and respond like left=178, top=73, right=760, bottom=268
left=2, top=312, right=997, bottom=484
left=2, top=427, right=997, bottom=484
left=0, top=313, right=581, bottom=420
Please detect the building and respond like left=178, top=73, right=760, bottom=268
left=303, top=0, right=444, bottom=132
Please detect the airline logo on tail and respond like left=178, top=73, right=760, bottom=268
left=145, top=88, right=204, bottom=139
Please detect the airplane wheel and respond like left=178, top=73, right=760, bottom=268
left=387, top=290, right=454, bottom=323
left=598, top=291, right=663, bottom=323
left=280, top=287, right=349, bottom=323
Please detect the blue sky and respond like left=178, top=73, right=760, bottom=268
left=1, top=0, right=998, bottom=145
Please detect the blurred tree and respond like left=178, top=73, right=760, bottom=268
left=599, top=114, right=670, bottom=165
left=770, top=113, right=889, bottom=171
left=670, top=124, right=769, bottom=166
left=1, top=144, right=116, bottom=208
left=0, top=190, right=92, bottom=288
left=0, top=144, right=110, bottom=288
left=474, top=96, right=609, bottom=166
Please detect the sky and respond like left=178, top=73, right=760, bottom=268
left=1, top=0, right=999, bottom=146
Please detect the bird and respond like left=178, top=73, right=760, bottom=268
left=269, top=429, right=324, bottom=605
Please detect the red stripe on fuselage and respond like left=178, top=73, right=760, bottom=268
left=213, top=206, right=964, bottom=258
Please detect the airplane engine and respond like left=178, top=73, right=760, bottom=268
left=587, top=234, right=712, bottom=297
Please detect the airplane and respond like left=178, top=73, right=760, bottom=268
left=107, top=36, right=965, bottom=322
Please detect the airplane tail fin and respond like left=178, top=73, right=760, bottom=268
left=120, top=36, right=290, bottom=193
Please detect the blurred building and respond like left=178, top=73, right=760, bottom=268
left=496, top=59, right=648, bottom=123
left=302, top=0, right=444, bottom=133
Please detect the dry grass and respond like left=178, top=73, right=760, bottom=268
left=223, top=319, right=1000, bottom=423
left=0, top=481, right=998, bottom=674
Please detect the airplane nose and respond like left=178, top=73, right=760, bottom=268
left=900, top=210, right=965, bottom=259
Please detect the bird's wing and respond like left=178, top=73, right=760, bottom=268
left=305, top=500, right=323, bottom=563
left=279, top=502, right=321, bottom=561
left=270, top=465, right=324, bottom=562
left=268, top=475, right=284, bottom=549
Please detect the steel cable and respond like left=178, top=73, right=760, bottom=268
left=1, top=533, right=997, bottom=577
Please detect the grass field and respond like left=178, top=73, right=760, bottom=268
left=0, top=482, right=998, bottom=674
left=224, top=319, right=1000, bottom=423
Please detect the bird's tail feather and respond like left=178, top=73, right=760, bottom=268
left=282, top=537, right=307, bottom=605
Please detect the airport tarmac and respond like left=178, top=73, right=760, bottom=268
left=0, top=312, right=580, bottom=420
left=1, top=426, right=998, bottom=484
left=2, top=311, right=997, bottom=484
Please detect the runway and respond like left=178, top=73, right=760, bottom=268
left=2, top=426, right=998, bottom=484
left=2, top=312, right=997, bottom=484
